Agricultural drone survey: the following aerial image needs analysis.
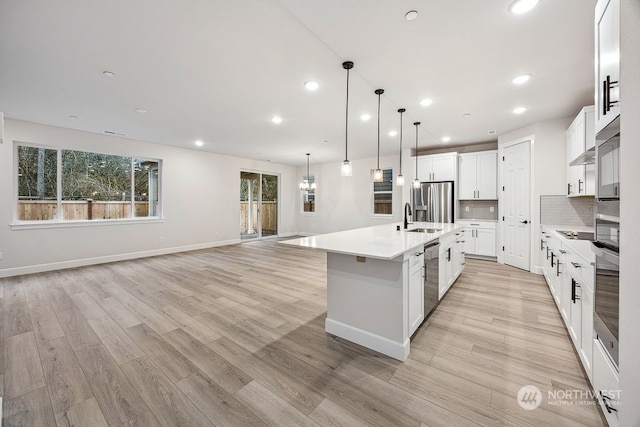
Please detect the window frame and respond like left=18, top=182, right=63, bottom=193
left=371, top=167, right=394, bottom=217
left=12, top=141, right=163, bottom=229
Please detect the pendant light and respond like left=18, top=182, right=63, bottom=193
left=341, top=61, right=354, bottom=176
left=413, top=122, right=421, bottom=189
left=396, top=108, right=406, bottom=186
left=299, top=153, right=316, bottom=191
left=373, top=88, right=384, bottom=182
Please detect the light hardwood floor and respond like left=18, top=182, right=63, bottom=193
left=1, top=239, right=606, bottom=426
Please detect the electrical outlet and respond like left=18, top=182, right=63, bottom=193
left=490, top=206, right=495, bottom=212
left=465, top=206, right=470, bottom=212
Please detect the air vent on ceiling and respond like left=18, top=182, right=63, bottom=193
left=103, top=130, right=126, bottom=137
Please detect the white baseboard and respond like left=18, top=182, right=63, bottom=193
left=0, top=239, right=240, bottom=278
left=325, top=318, right=410, bottom=361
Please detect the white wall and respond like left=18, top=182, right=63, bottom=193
left=0, top=119, right=298, bottom=276
left=619, top=0, right=640, bottom=424
left=498, top=117, right=573, bottom=271
left=296, top=151, right=410, bottom=235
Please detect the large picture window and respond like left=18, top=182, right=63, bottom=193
left=372, top=168, right=393, bottom=215
left=16, top=144, right=161, bottom=222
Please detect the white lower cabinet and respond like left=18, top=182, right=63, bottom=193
left=438, top=232, right=464, bottom=299
left=457, top=220, right=496, bottom=257
left=593, top=339, right=619, bottom=427
left=540, top=226, right=598, bottom=406
left=407, top=251, right=424, bottom=336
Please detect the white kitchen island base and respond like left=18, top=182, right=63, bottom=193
left=281, top=222, right=465, bottom=361
left=325, top=252, right=410, bottom=361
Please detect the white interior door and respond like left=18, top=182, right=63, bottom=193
left=502, top=141, right=531, bottom=271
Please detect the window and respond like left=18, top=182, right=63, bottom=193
left=16, top=143, right=161, bottom=222
left=372, top=168, right=393, bottom=215
left=301, top=175, right=315, bottom=213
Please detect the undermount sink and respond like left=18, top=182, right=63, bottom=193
left=406, top=228, right=442, bottom=233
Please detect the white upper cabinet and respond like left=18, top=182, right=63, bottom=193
left=413, top=153, right=457, bottom=182
left=566, top=106, right=595, bottom=197
left=458, top=151, right=497, bottom=200
left=595, top=0, right=620, bottom=134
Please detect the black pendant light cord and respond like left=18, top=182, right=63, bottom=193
left=398, top=108, right=405, bottom=172
left=375, top=89, right=384, bottom=169
left=414, top=122, right=420, bottom=172
left=306, top=153, right=310, bottom=179
left=343, top=61, right=354, bottom=162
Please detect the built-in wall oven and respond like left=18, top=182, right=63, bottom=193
left=593, top=210, right=619, bottom=367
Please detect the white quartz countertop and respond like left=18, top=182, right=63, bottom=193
left=541, top=224, right=595, bottom=263
left=281, top=222, right=465, bottom=260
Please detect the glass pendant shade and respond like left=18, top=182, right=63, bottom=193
left=373, top=168, right=383, bottom=182
left=341, top=159, right=352, bottom=176
left=413, top=178, right=421, bottom=189
left=396, top=174, right=405, bottom=186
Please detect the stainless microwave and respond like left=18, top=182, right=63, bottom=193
left=596, top=116, right=620, bottom=200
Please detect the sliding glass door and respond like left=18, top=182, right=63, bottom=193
left=240, top=172, right=278, bottom=240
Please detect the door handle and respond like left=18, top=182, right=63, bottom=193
left=520, top=220, right=529, bottom=224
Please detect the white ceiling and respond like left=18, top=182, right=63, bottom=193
left=0, top=0, right=596, bottom=166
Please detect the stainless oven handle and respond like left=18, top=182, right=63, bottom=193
left=592, top=242, right=619, bottom=265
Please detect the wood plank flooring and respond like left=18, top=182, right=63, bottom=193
left=1, top=239, right=606, bottom=426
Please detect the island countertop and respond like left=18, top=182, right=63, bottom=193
left=281, top=222, right=465, bottom=260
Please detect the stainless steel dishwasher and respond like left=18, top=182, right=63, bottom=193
left=424, top=240, right=440, bottom=318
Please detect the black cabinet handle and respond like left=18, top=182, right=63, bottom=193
left=578, top=179, right=583, bottom=194
left=520, top=220, right=529, bottom=224
left=556, top=259, right=561, bottom=277
left=603, top=79, right=608, bottom=116
left=571, top=261, right=581, bottom=268
left=546, top=247, right=550, bottom=260
left=541, top=239, right=546, bottom=251
left=551, top=252, right=555, bottom=267
left=600, top=392, right=618, bottom=413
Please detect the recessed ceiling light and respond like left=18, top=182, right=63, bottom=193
left=135, top=108, right=147, bottom=113
left=271, top=116, right=283, bottom=124
left=304, top=80, right=319, bottom=91
left=388, top=130, right=398, bottom=137
left=195, top=140, right=204, bottom=147
left=68, top=115, right=78, bottom=119
left=442, top=136, right=451, bottom=143
left=360, top=113, right=371, bottom=121
left=488, top=130, right=497, bottom=135
left=513, top=106, right=527, bottom=114
left=463, top=113, right=471, bottom=118
left=420, top=98, right=433, bottom=107
left=102, top=71, right=115, bottom=77
left=405, top=10, right=418, bottom=21
left=512, top=73, right=532, bottom=85
left=509, top=0, right=539, bottom=14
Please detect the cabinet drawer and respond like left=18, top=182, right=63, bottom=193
left=457, top=220, right=496, bottom=229
left=592, top=338, right=619, bottom=427
left=563, top=246, right=594, bottom=290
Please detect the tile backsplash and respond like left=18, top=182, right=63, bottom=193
left=540, top=195, right=594, bottom=226
left=459, top=200, right=498, bottom=220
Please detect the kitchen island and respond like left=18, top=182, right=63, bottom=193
left=282, top=222, right=466, bottom=361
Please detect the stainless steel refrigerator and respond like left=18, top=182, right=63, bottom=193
left=413, top=181, right=455, bottom=223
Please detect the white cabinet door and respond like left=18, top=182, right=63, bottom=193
left=458, top=155, right=477, bottom=199
left=458, top=152, right=497, bottom=199
left=416, top=156, right=431, bottom=182
left=595, top=0, right=620, bottom=134
left=432, top=155, right=456, bottom=181
left=474, top=228, right=496, bottom=257
left=408, top=259, right=424, bottom=336
left=463, top=228, right=474, bottom=256
left=580, top=284, right=594, bottom=378
left=592, top=339, right=620, bottom=427
left=476, top=152, right=497, bottom=199
left=569, top=276, right=582, bottom=345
